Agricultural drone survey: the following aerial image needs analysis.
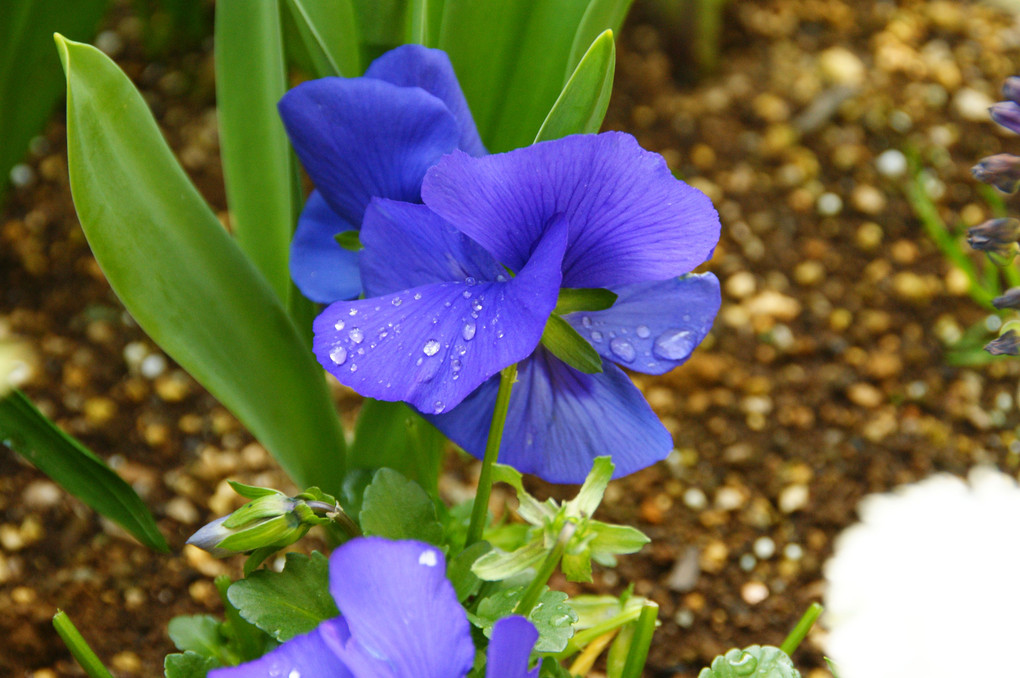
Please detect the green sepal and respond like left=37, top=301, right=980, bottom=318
left=218, top=515, right=308, bottom=553
left=698, top=646, right=802, bottom=678
left=553, top=287, right=617, bottom=316
left=228, top=552, right=339, bottom=642
left=222, top=494, right=293, bottom=529
left=334, top=230, right=364, bottom=251
left=227, top=481, right=282, bottom=500
left=541, top=314, right=603, bottom=374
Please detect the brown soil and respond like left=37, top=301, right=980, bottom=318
left=4, top=1, right=1020, bottom=676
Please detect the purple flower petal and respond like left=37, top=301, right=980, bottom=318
left=486, top=616, right=539, bottom=678
left=360, top=199, right=507, bottom=298
left=566, top=273, right=720, bottom=375
left=421, top=132, right=720, bottom=288
left=365, top=44, right=485, bottom=158
left=991, top=101, right=1020, bottom=136
left=328, top=538, right=474, bottom=678
left=279, top=77, right=459, bottom=227
left=312, top=217, right=567, bottom=414
left=429, top=349, right=673, bottom=483
left=291, top=190, right=363, bottom=303
left=209, top=617, right=354, bottom=678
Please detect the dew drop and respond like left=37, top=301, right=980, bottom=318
left=334, top=319, right=345, bottom=331
left=653, top=329, right=694, bottom=360
left=462, top=323, right=476, bottom=340
left=349, top=308, right=358, bottom=316
left=496, top=274, right=508, bottom=282
left=349, top=363, right=358, bottom=372
left=416, top=357, right=423, bottom=366
left=418, top=550, right=438, bottom=567
left=465, top=276, right=477, bottom=286
left=423, top=340, right=440, bottom=356
left=497, top=330, right=504, bottom=339
left=609, top=338, right=636, bottom=362
left=413, top=293, right=422, bottom=300
left=433, top=401, right=445, bottom=413
left=590, top=330, right=603, bottom=342
left=329, top=346, right=347, bottom=365
left=391, top=297, right=402, bottom=306
left=636, top=324, right=651, bottom=339
left=451, top=359, right=462, bottom=373
left=357, top=347, right=365, bottom=355
left=462, top=290, right=472, bottom=299
left=471, top=298, right=483, bottom=312
left=348, top=328, right=364, bottom=344
left=581, top=316, right=592, bottom=328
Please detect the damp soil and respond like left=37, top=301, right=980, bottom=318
left=4, top=1, right=1020, bottom=676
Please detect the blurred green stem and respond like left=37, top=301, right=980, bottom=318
left=53, top=611, right=114, bottom=678
left=780, top=602, right=823, bottom=656
left=466, top=363, right=517, bottom=546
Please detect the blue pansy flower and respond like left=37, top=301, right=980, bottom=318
left=210, top=537, right=538, bottom=678
left=279, top=44, right=485, bottom=303
left=309, top=132, right=720, bottom=483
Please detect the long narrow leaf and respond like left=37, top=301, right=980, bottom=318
left=348, top=399, right=445, bottom=497
left=535, top=30, right=616, bottom=143
left=566, top=0, right=632, bottom=76
left=215, top=0, right=294, bottom=306
left=282, top=0, right=361, bottom=78
left=0, top=390, right=168, bottom=552
left=55, top=36, right=346, bottom=494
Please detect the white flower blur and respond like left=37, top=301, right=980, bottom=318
left=823, top=467, right=1020, bottom=678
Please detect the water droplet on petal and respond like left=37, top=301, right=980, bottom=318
left=451, top=359, right=462, bottom=373
left=334, top=319, right=345, bottom=331
left=329, top=346, right=347, bottom=365
left=581, top=316, right=592, bottom=328
left=590, top=330, right=603, bottom=342
left=433, top=401, right=445, bottom=413
left=462, top=323, right=476, bottom=341
left=471, top=298, right=483, bottom=312
left=636, top=325, right=651, bottom=339
left=465, top=276, right=477, bottom=286
left=496, top=274, right=508, bottom=282
left=423, top=340, right=440, bottom=356
left=653, top=329, right=694, bottom=360
left=349, top=308, right=358, bottom=316
left=462, top=290, right=472, bottom=299
left=391, top=297, right=402, bottom=306
left=413, top=293, right=422, bottom=300
left=609, top=338, right=635, bottom=362
left=349, top=363, right=358, bottom=372
left=348, top=328, right=364, bottom=344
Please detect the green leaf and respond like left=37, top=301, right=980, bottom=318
left=589, top=523, right=650, bottom=556
left=55, top=36, right=347, bottom=495
left=349, top=399, right=446, bottom=496
left=540, top=657, right=575, bottom=678
left=168, top=615, right=233, bottom=664
left=535, top=30, right=616, bottom=143
left=561, top=551, right=592, bottom=583
left=566, top=0, right=632, bottom=74
left=164, top=652, right=218, bottom=678
left=473, top=587, right=577, bottom=653
left=698, top=646, right=802, bottom=678
left=359, top=468, right=444, bottom=544
left=541, top=314, right=603, bottom=374
left=553, top=288, right=617, bottom=316
left=447, top=540, right=491, bottom=602
left=0, top=389, right=169, bottom=552
left=0, top=0, right=106, bottom=206
left=228, top=552, right=338, bottom=642
left=566, top=456, right=613, bottom=517
left=472, top=539, right=547, bottom=581
left=334, top=229, right=364, bottom=251
left=215, top=0, right=295, bottom=306
left=351, top=0, right=408, bottom=59
left=282, top=0, right=360, bottom=78
left=215, top=575, right=269, bottom=663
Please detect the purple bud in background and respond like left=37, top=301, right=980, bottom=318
left=990, top=101, right=1020, bottom=135
left=972, top=154, right=1020, bottom=193
left=967, top=218, right=1020, bottom=258
left=1003, top=76, right=1020, bottom=104
left=993, top=287, right=1020, bottom=310
left=986, top=329, right=1020, bottom=356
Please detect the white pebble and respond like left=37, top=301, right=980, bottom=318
left=779, top=484, right=810, bottom=513
left=817, top=192, right=843, bottom=216
left=683, top=487, right=708, bottom=511
left=140, top=353, right=167, bottom=379
left=9, top=164, right=34, bottom=188
left=875, top=149, right=907, bottom=178
left=753, top=536, right=776, bottom=560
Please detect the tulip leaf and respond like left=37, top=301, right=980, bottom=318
left=0, top=389, right=169, bottom=552
left=282, top=0, right=360, bottom=78
left=535, top=29, right=616, bottom=143
left=349, top=399, right=446, bottom=496
left=553, top=287, right=617, bottom=315
left=55, top=36, right=347, bottom=494
left=215, top=0, right=294, bottom=306
left=228, top=552, right=338, bottom=643
left=541, top=314, right=603, bottom=374
left=698, top=646, right=802, bottom=678
left=334, top=229, right=363, bottom=251
left=359, top=468, right=445, bottom=544
left=567, top=0, right=633, bottom=75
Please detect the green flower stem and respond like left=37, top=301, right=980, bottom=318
left=554, top=605, right=644, bottom=658
left=52, top=611, right=114, bottom=678
left=306, top=499, right=361, bottom=538
left=780, top=602, right=823, bottom=656
left=514, top=523, right=574, bottom=617
left=466, top=363, right=517, bottom=547
left=619, top=601, right=659, bottom=678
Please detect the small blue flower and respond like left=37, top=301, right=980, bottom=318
left=210, top=537, right=538, bottom=678
left=279, top=45, right=484, bottom=303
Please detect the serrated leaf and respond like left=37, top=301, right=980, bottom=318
left=474, top=587, right=577, bottom=653
left=698, top=646, right=802, bottom=678
left=164, top=651, right=218, bottom=678
left=535, top=30, right=615, bottom=143
left=54, top=36, right=347, bottom=495
left=228, top=552, right=338, bottom=642
left=359, top=468, right=444, bottom=544
left=541, top=314, right=603, bottom=374
left=0, top=389, right=168, bottom=552
left=167, top=615, right=233, bottom=664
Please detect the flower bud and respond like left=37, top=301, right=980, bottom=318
left=992, top=287, right=1020, bottom=310
left=991, top=101, right=1020, bottom=135
left=972, top=154, right=1020, bottom=194
left=967, top=218, right=1020, bottom=258
left=187, top=491, right=311, bottom=556
left=1003, top=76, right=1020, bottom=105
left=985, top=329, right=1020, bottom=356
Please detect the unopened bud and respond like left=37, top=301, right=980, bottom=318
left=187, top=490, right=313, bottom=556
left=986, top=329, right=1020, bottom=356
left=1003, top=76, right=1020, bottom=105
left=993, top=287, right=1020, bottom=310
left=991, top=101, right=1020, bottom=135
left=972, top=154, right=1020, bottom=194
left=967, top=218, right=1020, bottom=258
